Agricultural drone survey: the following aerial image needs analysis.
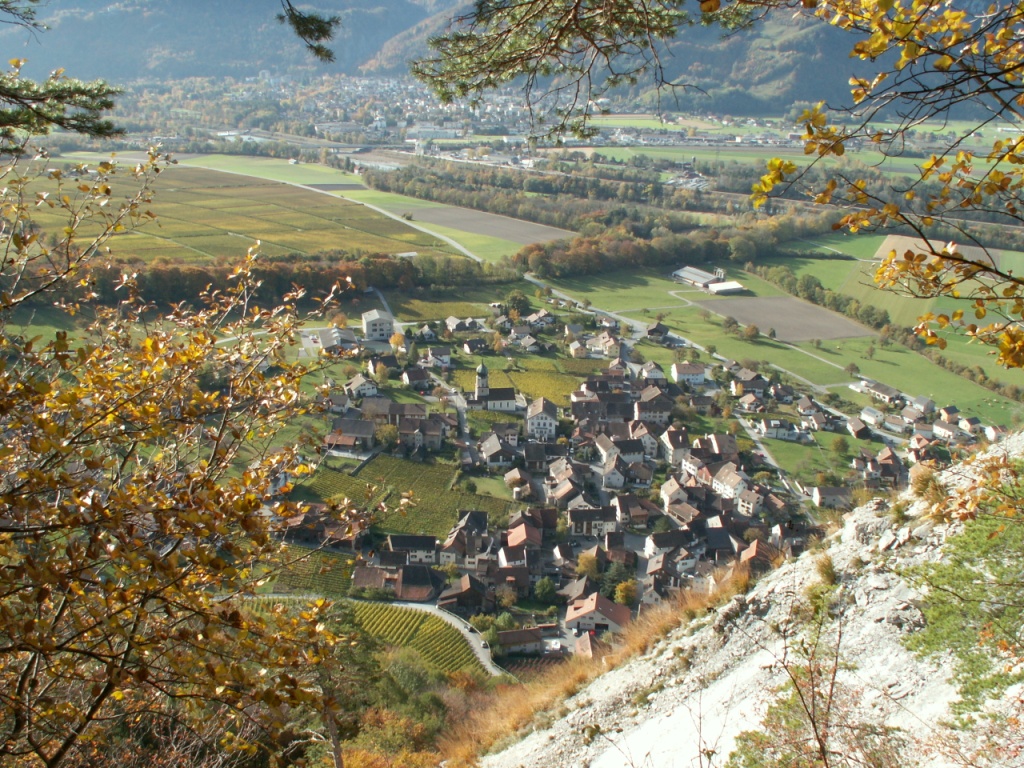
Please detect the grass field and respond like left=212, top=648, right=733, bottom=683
left=547, top=271, right=705, bottom=312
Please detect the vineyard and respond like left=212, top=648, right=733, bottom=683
left=291, top=466, right=385, bottom=507
left=351, top=603, right=485, bottom=674
left=271, top=544, right=356, bottom=598
left=354, top=455, right=524, bottom=535
left=507, top=370, right=578, bottom=406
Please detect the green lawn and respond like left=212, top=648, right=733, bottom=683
left=547, top=270, right=704, bottom=312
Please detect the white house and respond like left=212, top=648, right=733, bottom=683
left=526, top=397, right=559, bottom=440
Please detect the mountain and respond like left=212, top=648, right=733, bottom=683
left=0, top=0, right=460, bottom=81
left=0, top=1, right=874, bottom=113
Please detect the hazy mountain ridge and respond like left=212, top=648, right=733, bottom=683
left=1, top=2, right=868, bottom=112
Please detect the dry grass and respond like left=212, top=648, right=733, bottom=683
left=439, top=567, right=752, bottom=766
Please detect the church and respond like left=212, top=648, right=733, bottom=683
left=464, top=362, right=518, bottom=412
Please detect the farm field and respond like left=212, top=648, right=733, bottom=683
left=350, top=603, right=485, bottom=674
left=695, top=296, right=869, bottom=343
left=178, top=154, right=365, bottom=186
left=36, top=162, right=456, bottom=264
left=387, top=292, right=491, bottom=319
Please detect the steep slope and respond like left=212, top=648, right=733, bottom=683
left=481, top=435, right=1024, bottom=768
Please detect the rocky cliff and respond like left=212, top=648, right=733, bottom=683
left=480, top=435, right=1024, bottom=768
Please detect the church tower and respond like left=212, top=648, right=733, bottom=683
left=475, top=362, right=489, bottom=399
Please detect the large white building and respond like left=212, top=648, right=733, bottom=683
left=361, top=309, right=395, bottom=341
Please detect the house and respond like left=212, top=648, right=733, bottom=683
left=660, top=426, right=689, bottom=465
left=417, top=324, right=437, bottom=342
left=613, top=494, right=660, bottom=527
left=660, top=475, right=688, bottom=508
left=567, top=506, right=619, bottom=537
left=646, top=321, right=669, bottom=340
left=402, top=367, right=432, bottom=391
left=325, top=418, right=376, bottom=451
left=568, top=340, right=587, bottom=358
left=479, top=433, right=516, bottom=468
left=939, top=405, right=960, bottom=423
left=526, top=397, right=559, bottom=440
left=846, top=417, right=870, bottom=439
left=864, top=380, right=903, bottom=405
left=505, top=520, right=544, bottom=548
left=496, top=627, right=545, bottom=655
left=730, top=369, right=768, bottom=397
left=440, top=510, right=492, bottom=567
left=736, top=488, right=764, bottom=517
left=860, top=406, right=886, bottom=427
left=644, top=529, right=692, bottom=558
left=635, top=396, right=672, bottom=425
left=796, top=396, right=819, bottom=416
left=463, top=338, right=487, bottom=355
left=598, top=455, right=626, bottom=489
left=811, top=486, right=853, bottom=508
left=932, top=420, right=961, bottom=442
left=438, top=573, right=492, bottom=615
left=638, top=361, right=667, bottom=382
left=386, top=534, right=438, bottom=564
left=671, top=362, right=706, bottom=388
left=565, top=592, right=632, bottom=634
left=959, top=415, right=982, bottom=434
left=711, top=463, right=749, bottom=499
left=756, top=418, right=800, bottom=441
left=803, top=412, right=829, bottom=432
left=361, top=309, right=395, bottom=341
left=366, top=354, right=399, bottom=377
left=425, top=346, right=451, bottom=367
left=394, top=565, right=445, bottom=602
left=345, top=374, right=378, bottom=399
left=736, top=392, right=765, bottom=413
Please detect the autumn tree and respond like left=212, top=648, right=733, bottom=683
left=0, top=152, right=367, bottom=764
left=576, top=553, right=600, bottom=579
left=0, top=8, right=374, bottom=764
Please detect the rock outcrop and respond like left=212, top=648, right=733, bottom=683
left=481, top=435, right=1024, bottom=768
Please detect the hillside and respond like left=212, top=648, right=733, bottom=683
left=478, top=435, right=1024, bottom=768
left=1, top=2, right=870, bottom=112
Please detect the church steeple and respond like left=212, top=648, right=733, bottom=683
left=475, top=362, right=489, bottom=399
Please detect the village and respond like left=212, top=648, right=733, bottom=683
left=278, top=267, right=1003, bottom=662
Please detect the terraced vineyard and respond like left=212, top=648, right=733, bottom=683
left=271, top=544, right=355, bottom=598
left=292, top=466, right=385, bottom=507
left=351, top=603, right=485, bottom=674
